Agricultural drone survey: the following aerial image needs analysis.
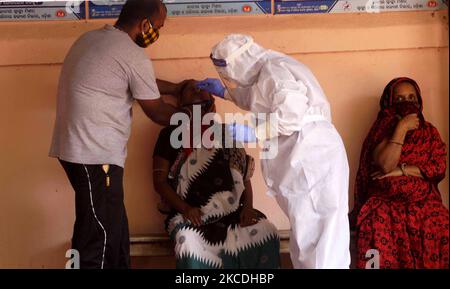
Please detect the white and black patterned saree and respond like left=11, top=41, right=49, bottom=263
left=153, top=126, right=280, bottom=269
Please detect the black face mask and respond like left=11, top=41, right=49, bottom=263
left=395, top=101, right=419, bottom=117
left=394, top=101, right=424, bottom=125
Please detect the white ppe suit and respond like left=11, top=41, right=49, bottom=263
left=211, top=34, right=350, bottom=269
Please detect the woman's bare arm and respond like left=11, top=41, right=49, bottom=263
left=404, top=165, right=424, bottom=178
left=153, top=156, right=189, bottom=214
left=373, top=114, right=419, bottom=173
left=153, top=156, right=203, bottom=226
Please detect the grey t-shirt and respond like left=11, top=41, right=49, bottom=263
left=49, top=24, right=160, bottom=167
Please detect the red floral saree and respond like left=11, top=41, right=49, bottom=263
left=353, top=78, right=449, bottom=269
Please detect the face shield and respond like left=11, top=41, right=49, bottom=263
left=210, top=38, right=254, bottom=97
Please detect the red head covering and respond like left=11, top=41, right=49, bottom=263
left=379, top=77, right=423, bottom=111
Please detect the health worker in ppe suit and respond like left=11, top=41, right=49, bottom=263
left=197, top=34, right=351, bottom=269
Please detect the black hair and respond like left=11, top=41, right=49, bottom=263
left=116, top=0, right=165, bottom=28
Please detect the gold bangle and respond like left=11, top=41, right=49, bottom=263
left=389, top=140, right=404, bottom=146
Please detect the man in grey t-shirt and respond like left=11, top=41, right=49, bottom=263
left=49, top=0, right=189, bottom=269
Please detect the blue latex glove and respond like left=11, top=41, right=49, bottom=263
left=227, top=123, right=257, bottom=143
left=196, top=78, right=225, bottom=98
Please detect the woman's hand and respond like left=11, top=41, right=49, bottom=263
left=182, top=206, right=203, bottom=227
left=398, top=113, right=420, bottom=132
left=371, top=167, right=404, bottom=180
left=240, top=206, right=259, bottom=227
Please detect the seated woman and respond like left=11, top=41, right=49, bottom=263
left=152, top=80, right=280, bottom=269
left=352, top=77, right=449, bottom=269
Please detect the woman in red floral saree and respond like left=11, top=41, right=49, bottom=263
left=352, top=77, right=449, bottom=269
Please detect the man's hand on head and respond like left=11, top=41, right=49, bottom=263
left=174, top=79, right=192, bottom=99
